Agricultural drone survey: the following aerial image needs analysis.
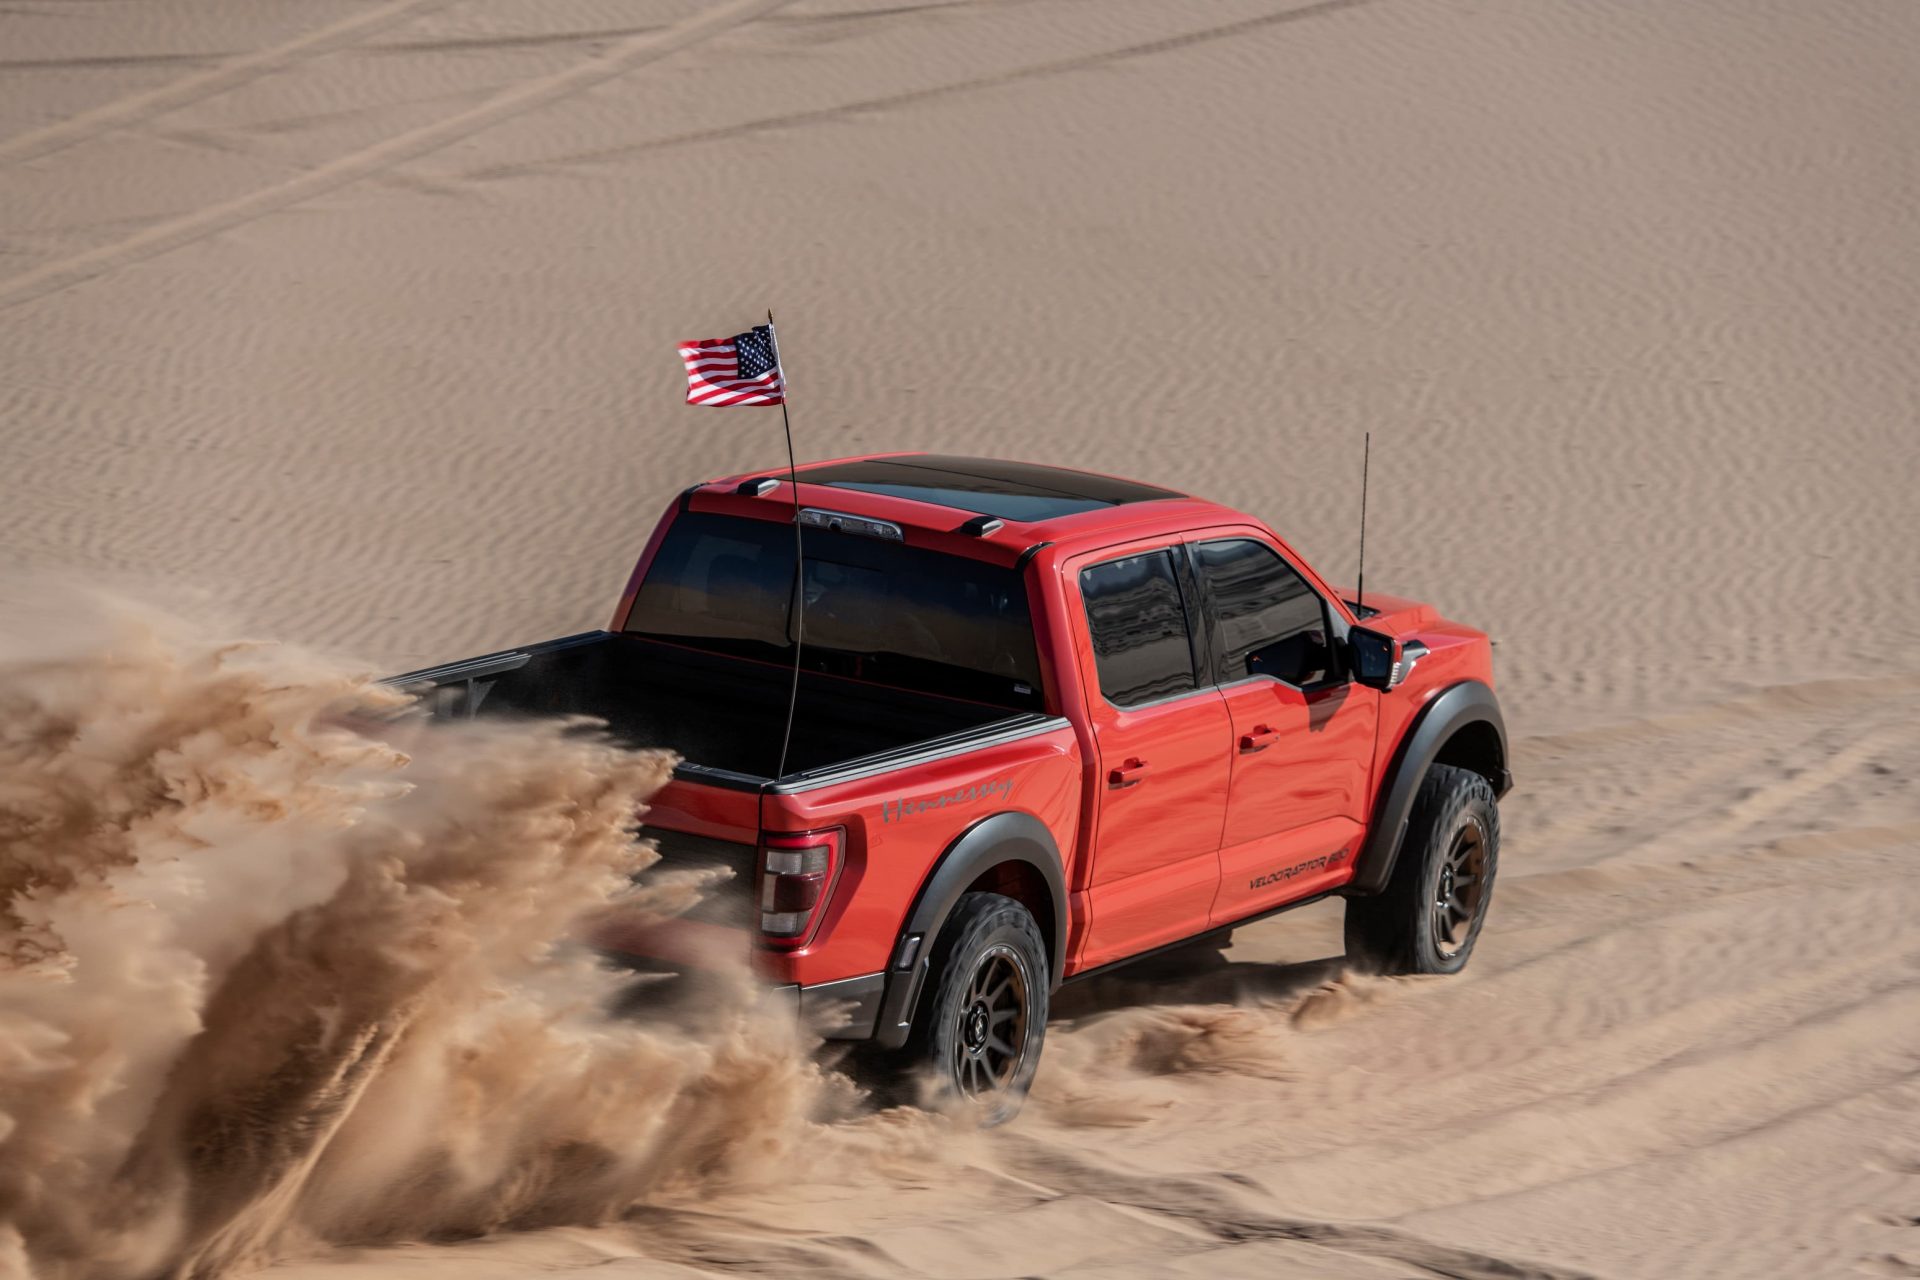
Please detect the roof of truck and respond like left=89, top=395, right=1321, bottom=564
left=693, top=452, right=1256, bottom=566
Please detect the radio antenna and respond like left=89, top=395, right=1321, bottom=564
left=1355, top=431, right=1371, bottom=613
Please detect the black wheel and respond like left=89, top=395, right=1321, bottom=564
left=910, top=892, right=1048, bottom=1124
left=1345, top=764, right=1499, bottom=975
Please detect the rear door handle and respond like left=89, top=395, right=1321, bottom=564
left=1108, top=758, right=1151, bottom=787
left=1239, top=725, right=1279, bottom=752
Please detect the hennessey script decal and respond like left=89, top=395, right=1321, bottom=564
left=881, top=777, right=1015, bottom=824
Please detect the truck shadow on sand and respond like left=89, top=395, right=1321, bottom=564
left=1049, top=947, right=1351, bottom=1022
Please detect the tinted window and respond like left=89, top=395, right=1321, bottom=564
left=626, top=511, right=1041, bottom=708
left=1080, top=550, right=1198, bottom=707
left=1195, top=539, right=1333, bottom=686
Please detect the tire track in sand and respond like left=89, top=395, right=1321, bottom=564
left=0, top=0, right=795, bottom=312
left=988, top=1143, right=1602, bottom=1280
left=466, top=0, right=1386, bottom=181
left=0, top=0, right=458, bottom=164
left=1511, top=680, right=1920, bottom=883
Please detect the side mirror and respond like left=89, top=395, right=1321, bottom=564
left=1350, top=627, right=1401, bottom=690
left=1350, top=628, right=1430, bottom=690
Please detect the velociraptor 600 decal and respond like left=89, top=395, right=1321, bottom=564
left=1249, top=846, right=1350, bottom=890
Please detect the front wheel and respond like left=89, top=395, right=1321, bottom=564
left=1345, top=764, right=1500, bottom=975
left=911, top=892, right=1048, bottom=1124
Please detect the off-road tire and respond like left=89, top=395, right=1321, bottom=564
left=907, top=891, right=1048, bottom=1125
left=1344, top=764, right=1499, bottom=975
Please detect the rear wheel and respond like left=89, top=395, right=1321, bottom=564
left=910, top=892, right=1048, bottom=1124
left=1345, top=764, right=1499, bottom=974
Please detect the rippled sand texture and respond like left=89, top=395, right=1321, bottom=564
left=2, top=1, right=1917, bottom=1277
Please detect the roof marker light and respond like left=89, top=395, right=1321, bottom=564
left=797, top=508, right=903, bottom=541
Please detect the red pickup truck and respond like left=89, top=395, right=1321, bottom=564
left=397, top=454, right=1510, bottom=1119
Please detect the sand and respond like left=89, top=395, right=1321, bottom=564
left=2, top=0, right=1918, bottom=1276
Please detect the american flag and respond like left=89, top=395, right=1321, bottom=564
left=677, top=324, right=785, bottom=407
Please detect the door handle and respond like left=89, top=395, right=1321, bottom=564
left=1239, top=725, right=1280, bottom=752
left=1108, top=758, right=1151, bottom=787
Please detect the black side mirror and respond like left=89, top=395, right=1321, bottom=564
left=1351, top=628, right=1430, bottom=690
left=1350, top=627, right=1403, bottom=690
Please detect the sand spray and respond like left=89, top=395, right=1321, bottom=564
left=0, top=598, right=846, bottom=1278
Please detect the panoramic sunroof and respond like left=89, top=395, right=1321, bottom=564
left=799, top=455, right=1182, bottom=523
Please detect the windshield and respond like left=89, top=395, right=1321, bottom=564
left=625, top=510, right=1043, bottom=710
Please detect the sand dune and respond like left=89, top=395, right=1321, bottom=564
left=2, top=0, right=1918, bottom=1277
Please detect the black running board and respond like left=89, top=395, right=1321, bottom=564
left=1060, top=891, right=1336, bottom=986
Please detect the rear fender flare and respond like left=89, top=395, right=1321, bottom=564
left=870, top=811, right=1066, bottom=1049
left=1346, top=680, right=1509, bottom=897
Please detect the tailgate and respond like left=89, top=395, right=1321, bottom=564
left=591, top=776, right=760, bottom=970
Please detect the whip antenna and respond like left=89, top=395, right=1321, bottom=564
left=1356, top=431, right=1370, bottom=612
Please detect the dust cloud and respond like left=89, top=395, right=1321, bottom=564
left=0, top=598, right=842, bottom=1279
left=0, top=597, right=1421, bottom=1279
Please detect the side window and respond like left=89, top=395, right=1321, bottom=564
left=1195, top=539, right=1333, bottom=687
left=1080, top=549, right=1198, bottom=707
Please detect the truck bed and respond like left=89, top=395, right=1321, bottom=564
left=392, top=631, right=1039, bottom=788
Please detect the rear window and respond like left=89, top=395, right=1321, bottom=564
left=626, top=511, right=1043, bottom=709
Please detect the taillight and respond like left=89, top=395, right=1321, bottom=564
left=757, top=828, right=843, bottom=947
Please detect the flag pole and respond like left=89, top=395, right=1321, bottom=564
left=768, top=309, right=804, bottom=783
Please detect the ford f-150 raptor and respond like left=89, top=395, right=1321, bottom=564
left=395, top=454, right=1511, bottom=1120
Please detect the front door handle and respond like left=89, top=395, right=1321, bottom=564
left=1108, top=758, right=1151, bottom=787
left=1239, top=725, right=1280, bottom=752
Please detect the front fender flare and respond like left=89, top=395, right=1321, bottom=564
left=869, top=811, right=1066, bottom=1049
left=1345, top=680, right=1508, bottom=897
